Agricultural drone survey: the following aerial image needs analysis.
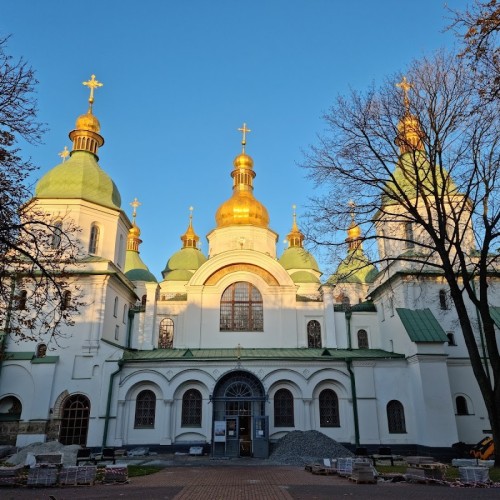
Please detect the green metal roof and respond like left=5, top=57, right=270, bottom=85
left=35, top=150, right=121, bottom=210
left=490, top=306, right=500, bottom=329
left=396, top=308, right=448, bottom=342
left=124, top=249, right=157, bottom=282
left=123, top=347, right=404, bottom=362
left=279, top=247, right=320, bottom=273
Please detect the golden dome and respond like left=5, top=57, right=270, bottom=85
left=127, top=224, right=142, bottom=252
left=181, top=208, right=200, bottom=248
left=129, top=224, right=141, bottom=238
left=233, top=152, right=254, bottom=169
left=75, top=111, right=101, bottom=133
left=347, top=220, right=361, bottom=240
left=216, top=190, right=270, bottom=228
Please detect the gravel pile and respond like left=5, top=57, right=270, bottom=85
left=268, top=430, right=354, bottom=466
left=6, top=441, right=80, bottom=467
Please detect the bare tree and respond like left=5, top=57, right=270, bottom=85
left=0, top=36, right=82, bottom=349
left=303, top=51, right=500, bottom=464
left=450, top=0, right=500, bottom=100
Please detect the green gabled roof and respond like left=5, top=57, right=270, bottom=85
left=396, top=308, right=448, bottom=342
left=490, top=306, right=500, bottom=329
left=123, top=347, right=404, bottom=362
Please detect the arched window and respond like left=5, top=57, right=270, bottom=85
left=274, top=389, right=294, bottom=427
left=141, top=294, right=147, bottom=307
left=89, top=224, right=100, bottom=254
left=134, top=390, right=156, bottom=428
left=181, top=389, right=202, bottom=427
left=357, top=329, right=369, bottom=349
left=113, top=296, right=118, bottom=317
left=17, top=290, right=27, bottom=310
left=118, top=234, right=124, bottom=268
left=319, top=389, right=339, bottom=427
left=387, top=400, right=406, bottom=433
left=59, top=394, right=90, bottom=445
left=36, top=343, right=47, bottom=358
left=405, top=222, right=414, bottom=248
left=123, top=304, right=128, bottom=323
left=51, top=220, right=62, bottom=249
left=307, top=320, right=322, bottom=348
left=61, top=291, right=71, bottom=311
left=389, top=297, right=394, bottom=316
left=0, top=396, right=22, bottom=418
left=220, top=282, right=263, bottom=331
left=159, top=318, right=174, bottom=349
left=439, top=289, right=449, bottom=310
left=456, top=396, right=469, bottom=415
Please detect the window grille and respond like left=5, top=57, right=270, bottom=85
left=182, top=389, right=202, bottom=427
left=357, top=329, right=369, bottom=349
left=307, top=320, right=322, bottom=348
left=17, top=290, right=27, bottom=310
left=59, top=394, right=90, bottom=445
left=220, top=282, right=263, bottom=331
left=387, top=400, right=406, bottom=433
left=51, top=221, right=62, bottom=249
left=61, top=291, right=71, bottom=311
left=89, top=224, right=100, bottom=254
left=319, top=389, right=340, bottom=427
left=274, top=389, right=294, bottom=427
left=134, top=390, right=156, bottom=428
left=439, top=290, right=449, bottom=310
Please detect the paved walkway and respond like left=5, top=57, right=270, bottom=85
left=2, top=463, right=500, bottom=500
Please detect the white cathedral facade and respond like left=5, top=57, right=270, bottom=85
left=0, top=79, right=496, bottom=458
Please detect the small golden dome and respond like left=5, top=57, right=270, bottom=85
left=347, top=221, right=361, bottom=240
left=233, top=152, right=254, bottom=169
left=129, top=224, right=141, bottom=238
left=75, top=111, right=101, bottom=133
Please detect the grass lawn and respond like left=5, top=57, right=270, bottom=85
left=127, top=465, right=164, bottom=477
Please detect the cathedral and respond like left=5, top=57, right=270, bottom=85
left=0, top=75, right=494, bottom=458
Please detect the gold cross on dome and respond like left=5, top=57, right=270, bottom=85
left=396, top=76, right=412, bottom=110
left=83, top=74, right=103, bottom=107
left=58, top=146, right=69, bottom=162
left=238, top=122, right=251, bottom=151
left=130, top=197, right=141, bottom=223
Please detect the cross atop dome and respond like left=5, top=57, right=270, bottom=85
left=238, top=122, right=251, bottom=152
left=83, top=74, right=103, bottom=112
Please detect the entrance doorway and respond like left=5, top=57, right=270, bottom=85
left=211, top=370, right=269, bottom=458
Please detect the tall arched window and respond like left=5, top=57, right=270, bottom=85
left=220, top=282, right=263, bottom=331
left=17, top=290, right=27, bottom=310
left=307, top=320, right=322, bottom=348
left=61, top=291, right=71, bottom=311
left=36, top=343, right=47, bottom=358
left=89, top=224, right=100, bottom=254
left=357, top=329, right=369, bottom=349
left=113, top=296, right=118, bottom=317
left=134, top=390, right=156, bottom=428
left=117, top=234, right=124, bottom=267
left=456, top=396, right=469, bottom=415
left=181, top=389, right=202, bottom=427
left=123, top=304, right=128, bottom=323
left=439, top=289, right=449, bottom=310
left=405, top=222, right=414, bottom=248
left=59, top=394, right=90, bottom=445
left=319, top=389, right=339, bottom=427
left=274, top=388, right=294, bottom=427
left=387, top=400, right=406, bottom=433
left=51, top=220, right=62, bottom=249
left=141, top=294, right=147, bottom=307
left=159, top=318, right=174, bottom=349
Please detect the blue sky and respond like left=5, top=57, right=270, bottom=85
left=2, top=0, right=468, bottom=279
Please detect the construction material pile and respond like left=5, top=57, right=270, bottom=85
left=268, top=430, right=353, bottom=466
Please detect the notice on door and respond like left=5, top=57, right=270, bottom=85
left=214, top=420, right=226, bottom=442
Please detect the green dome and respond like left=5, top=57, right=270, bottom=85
left=162, top=247, right=207, bottom=279
left=279, top=247, right=320, bottom=272
left=290, top=270, right=321, bottom=284
left=329, top=246, right=378, bottom=284
left=382, top=151, right=457, bottom=206
left=162, top=269, right=194, bottom=282
left=124, top=249, right=157, bottom=283
left=35, top=151, right=121, bottom=210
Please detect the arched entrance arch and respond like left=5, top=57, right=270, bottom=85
left=211, top=370, right=269, bottom=458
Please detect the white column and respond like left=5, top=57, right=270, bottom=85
left=160, top=399, right=173, bottom=445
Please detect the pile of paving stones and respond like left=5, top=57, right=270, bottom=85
left=268, top=430, right=354, bottom=466
left=6, top=441, right=80, bottom=467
